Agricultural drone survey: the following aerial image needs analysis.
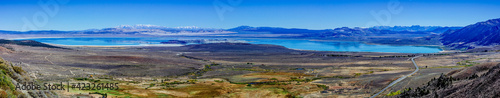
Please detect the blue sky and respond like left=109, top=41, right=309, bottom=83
left=1, top=0, right=500, bottom=31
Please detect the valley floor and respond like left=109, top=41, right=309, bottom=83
left=1, top=43, right=498, bottom=97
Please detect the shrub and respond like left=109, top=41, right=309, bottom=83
left=316, top=84, right=329, bottom=90
left=12, top=66, right=25, bottom=74
left=386, top=90, right=402, bottom=96
left=214, top=80, right=224, bottom=83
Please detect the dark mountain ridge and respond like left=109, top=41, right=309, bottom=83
left=372, top=25, right=461, bottom=33
left=441, top=18, right=500, bottom=49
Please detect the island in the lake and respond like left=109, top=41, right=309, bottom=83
left=160, top=39, right=247, bottom=45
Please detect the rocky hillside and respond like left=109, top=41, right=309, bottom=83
left=397, top=62, right=500, bottom=98
left=0, top=57, right=57, bottom=97
left=441, top=18, right=500, bottom=49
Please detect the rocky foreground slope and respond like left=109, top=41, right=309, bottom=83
left=398, top=62, right=500, bottom=97
left=0, top=57, right=57, bottom=97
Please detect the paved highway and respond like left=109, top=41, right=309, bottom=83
left=370, top=55, right=422, bottom=98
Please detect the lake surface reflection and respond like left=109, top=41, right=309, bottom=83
left=21, top=37, right=442, bottom=53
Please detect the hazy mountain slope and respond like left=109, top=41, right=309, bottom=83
left=0, top=25, right=234, bottom=36
left=0, top=25, right=460, bottom=39
left=441, top=18, right=500, bottom=49
left=371, top=25, right=461, bottom=33
left=229, top=25, right=461, bottom=35
left=92, top=25, right=234, bottom=35
left=227, top=26, right=327, bottom=34
left=228, top=26, right=458, bottom=39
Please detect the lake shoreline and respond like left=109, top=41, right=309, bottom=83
left=17, top=37, right=444, bottom=53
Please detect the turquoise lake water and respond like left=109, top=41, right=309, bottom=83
left=19, top=37, right=442, bottom=53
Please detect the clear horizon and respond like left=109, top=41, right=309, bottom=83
left=1, top=0, right=500, bottom=31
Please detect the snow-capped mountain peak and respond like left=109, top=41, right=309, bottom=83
left=116, top=24, right=207, bottom=30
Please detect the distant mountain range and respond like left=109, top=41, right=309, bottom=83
left=371, top=25, right=462, bottom=33
left=227, top=26, right=326, bottom=34
left=0, top=24, right=464, bottom=48
left=441, top=18, right=500, bottom=49
left=227, top=25, right=461, bottom=39
left=0, top=25, right=460, bottom=37
left=3, top=18, right=500, bottom=50
left=0, top=25, right=234, bottom=36
left=87, top=25, right=234, bottom=36
left=116, top=24, right=207, bottom=30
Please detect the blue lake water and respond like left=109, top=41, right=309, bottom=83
left=19, top=37, right=442, bottom=53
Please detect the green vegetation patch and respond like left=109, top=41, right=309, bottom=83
left=386, top=90, right=402, bottom=96
left=0, top=58, right=21, bottom=98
